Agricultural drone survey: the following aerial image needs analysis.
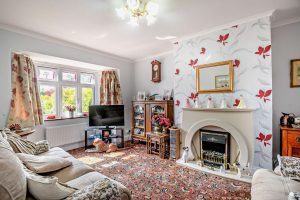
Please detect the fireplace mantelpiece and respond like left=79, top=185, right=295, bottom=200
left=180, top=107, right=256, bottom=170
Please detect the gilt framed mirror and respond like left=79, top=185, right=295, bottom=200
left=196, top=60, right=234, bottom=93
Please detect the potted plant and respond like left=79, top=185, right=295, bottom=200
left=151, top=114, right=171, bottom=134
left=65, top=104, right=76, bottom=118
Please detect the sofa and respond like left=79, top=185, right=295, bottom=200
left=251, top=168, right=300, bottom=200
left=0, top=132, right=131, bottom=200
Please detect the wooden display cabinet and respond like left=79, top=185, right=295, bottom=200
left=132, top=100, right=174, bottom=141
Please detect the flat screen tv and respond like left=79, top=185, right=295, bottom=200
left=89, top=105, right=125, bottom=127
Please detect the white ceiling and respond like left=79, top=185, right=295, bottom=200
left=0, top=0, right=300, bottom=62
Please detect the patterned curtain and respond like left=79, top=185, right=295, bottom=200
left=100, top=71, right=123, bottom=105
left=6, top=53, right=44, bottom=128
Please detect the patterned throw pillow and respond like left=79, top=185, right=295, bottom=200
left=66, top=178, right=121, bottom=200
left=35, top=140, right=50, bottom=154
left=277, top=155, right=300, bottom=179
left=289, top=192, right=300, bottom=200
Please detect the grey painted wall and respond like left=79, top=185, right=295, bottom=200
left=0, top=28, right=134, bottom=142
left=134, top=53, right=174, bottom=96
left=272, top=21, right=300, bottom=158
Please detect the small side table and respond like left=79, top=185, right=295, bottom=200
left=146, top=132, right=169, bottom=159
left=16, top=129, right=35, bottom=138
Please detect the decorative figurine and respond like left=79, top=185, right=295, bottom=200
left=206, top=97, right=214, bottom=108
left=220, top=99, right=227, bottom=108
left=184, top=99, right=192, bottom=108
left=237, top=94, right=247, bottom=109
left=182, top=147, right=189, bottom=163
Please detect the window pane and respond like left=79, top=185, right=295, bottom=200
left=62, top=72, right=77, bottom=82
left=62, top=86, right=77, bottom=113
left=80, top=73, right=95, bottom=84
left=82, top=88, right=93, bottom=113
left=39, top=85, right=56, bottom=115
left=38, top=67, right=58, bottom=81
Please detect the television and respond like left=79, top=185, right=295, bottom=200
left=89, top=105, right=125, bottom=127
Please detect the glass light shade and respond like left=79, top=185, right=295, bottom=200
left=128, top=16, right=139, bottom=26
left=146, top=15, right=156, bottom=26
left=116, top=7, right=127, bottom=20
left=127, top=0, right=140, bottom=10
left=146, top=1, right=159, bottom=16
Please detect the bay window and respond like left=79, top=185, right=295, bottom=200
left=37, top=65, right=97, bottom=118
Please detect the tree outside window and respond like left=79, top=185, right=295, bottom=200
left=39, top=85, right=56, bottom=115
left=82, top=87, right=93, bottom=113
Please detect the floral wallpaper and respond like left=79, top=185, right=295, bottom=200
left=173, top=17, right=272, bottom=169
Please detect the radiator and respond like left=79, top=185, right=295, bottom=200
left=45, top=123, right=88, bottom=147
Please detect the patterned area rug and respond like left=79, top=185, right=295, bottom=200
left=69, top=144, right=251, bottom=200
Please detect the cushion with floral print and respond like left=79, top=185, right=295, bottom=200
left=288, top=192, right=300, bottom=200
left=278, top=155, right=300, bottom=180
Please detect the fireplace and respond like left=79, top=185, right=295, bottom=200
left=200, top=129, right=230, bottom=169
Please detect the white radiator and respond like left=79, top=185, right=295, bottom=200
left=45, top=123, right=88, bottom=147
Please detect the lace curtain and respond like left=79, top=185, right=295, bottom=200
left=100, top=71, right=123, bottom=105
left=7, top=53, right=43, bottom=128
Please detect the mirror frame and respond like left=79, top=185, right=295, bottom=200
left=196, top=60, right=234, bottom=93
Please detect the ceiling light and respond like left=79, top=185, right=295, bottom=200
left=155, top=36, right=177, bottom=40
left=116, top=0, right=159, bottom=26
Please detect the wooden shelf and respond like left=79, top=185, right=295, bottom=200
left=134, top=126, right=145, bottom=129
left=153, top=112, right=165, bottom=115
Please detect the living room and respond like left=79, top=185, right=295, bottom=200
left=0, top=0, right=300, bottom=199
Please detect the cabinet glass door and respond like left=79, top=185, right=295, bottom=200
left=133, top=105, right=145, bottom=137
left=151, top=105, right=165, bottom=132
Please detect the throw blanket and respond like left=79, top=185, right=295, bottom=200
left=66, top=178, right=121, bottom=200
left=1, top=129, right=49, bottom=154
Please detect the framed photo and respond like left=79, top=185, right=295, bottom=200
left=291, top=59, right=300, bottom=87
left=215, top=75, right=230, bottom=89
left=137, top=91, right=146, bottom=101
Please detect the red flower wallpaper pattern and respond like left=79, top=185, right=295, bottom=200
left=255, top=45, right=271, bottom=59
left=256, top=89, right=272, bottom=103
left=174, top=17, right=272, bottom=169
left=217, top=33, right=229, bottom=45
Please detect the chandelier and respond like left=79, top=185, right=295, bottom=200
left=116, top=0, right=159, bottom=26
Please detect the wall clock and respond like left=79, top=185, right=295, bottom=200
left=151, top=60, right=161, bottom=83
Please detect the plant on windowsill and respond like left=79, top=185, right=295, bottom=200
left=65, top=105, right=76, bottom=118
left=151, top=114, right=171, bottom=134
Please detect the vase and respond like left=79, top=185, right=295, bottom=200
left=69, top=111, right=74, bottom=118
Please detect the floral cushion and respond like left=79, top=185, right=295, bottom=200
left=289, top=192, right=300, bottom=200
left=278, top=155, right=300, bottom=179
left=66, top=178, right=121, bottom=200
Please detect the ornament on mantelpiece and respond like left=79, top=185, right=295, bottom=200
left=220, top=99, right=227, bottom=108
left=184, top=99, right=192, bottom=108
left=206, top=97, right=214, bottom=108
left=237, top=94, right=247, bottom=109
left=194, top=99, right=200, bottom=108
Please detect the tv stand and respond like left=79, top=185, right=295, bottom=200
left=84, top=127, right=124, bottom=150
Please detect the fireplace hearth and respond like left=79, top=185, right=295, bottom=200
left=200, top=130, right=230, bottom=169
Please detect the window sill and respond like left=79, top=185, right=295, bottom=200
left=44, top=116, right=88, bottom=121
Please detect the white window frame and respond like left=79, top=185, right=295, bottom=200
left=36, top=62, right=97, bottom=118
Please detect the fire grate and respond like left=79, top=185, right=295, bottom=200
left=200, top=130, right=230, bottom=169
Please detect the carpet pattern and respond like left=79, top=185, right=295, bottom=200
left=69, top=144, right=251, bottom=200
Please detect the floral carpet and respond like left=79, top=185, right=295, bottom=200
left=69, top=144, right=251, bottom=200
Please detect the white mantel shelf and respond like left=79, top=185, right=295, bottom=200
left=182, top=108, right=256, bottom=112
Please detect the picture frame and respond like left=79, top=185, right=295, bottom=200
left=215, top=75, right=230, bottom=88
left=291, top=59, right=300, bottom=87
left=195, top=60, right=234, bottom=93
left=137, top=91, right=146, bottom=101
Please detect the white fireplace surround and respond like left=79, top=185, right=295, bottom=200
left=181, top=108, right=256, bottom=168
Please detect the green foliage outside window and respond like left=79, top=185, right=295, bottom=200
left=40, top=85, right=56, bottom=115
left=62, top=87, right=76, bottom=112
left=82, top=88, right=93, bottom=113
